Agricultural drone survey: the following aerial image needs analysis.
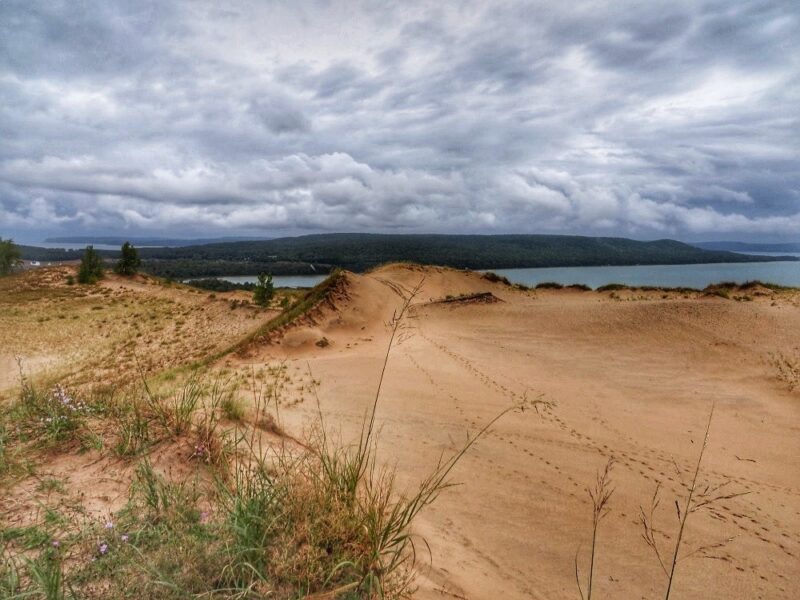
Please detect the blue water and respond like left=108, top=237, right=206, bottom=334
left=487, top=261, right=800, bottom=289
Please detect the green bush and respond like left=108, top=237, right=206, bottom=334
left=77, top=246, right=104, bottom=284
left=253, top=272, right=275, bottom=306
left=114, top=242, right=141, bottom=276
left=0, top=238, right=21, bottom=276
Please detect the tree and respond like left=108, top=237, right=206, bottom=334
left=253, top=272, right=274, bottom=306
left=0, top=238, right=22, bottom=276
left=114, top=241, right=141, bottom=276
left=77, top=246, right=105, bottom=284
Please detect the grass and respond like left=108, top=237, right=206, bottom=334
left=576, top=402, right=749, bottom=600
left=575, top=459, right=614, bottom=600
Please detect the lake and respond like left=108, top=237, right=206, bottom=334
left=212, top=259, right=800, bottom=290
left=487, top=260, right=800, bottom=289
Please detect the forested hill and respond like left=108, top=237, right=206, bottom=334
left=18, top=233, right=797, bottom=278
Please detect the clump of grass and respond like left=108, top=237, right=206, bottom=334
left=535, top=281, right=564, bottom=289
left=704, top=287, right=730, bottom=299
left=142, top=373, right=202, bottom=437
left=567, top=284, right=591, bottom=291
left=10, top=370, right=92, bottom=447
left=133, top=459, right=202, bottom=525
left=22, top=549, right=75, bottom=600
left=221, top=395, right=247, bottom=422
left=111, top=394, right=152, bottom=457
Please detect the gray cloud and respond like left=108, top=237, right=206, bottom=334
left=0, top=0, right=798, bottom=242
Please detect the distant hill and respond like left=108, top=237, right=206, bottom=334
left=694, top=241, right=800, bottom=253
left=20, top=233, right=797, bottom=278
left=21, top=233, right=797, bottom=279
left=44, top=236, right=269, bottom=247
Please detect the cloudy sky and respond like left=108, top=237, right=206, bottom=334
left=1, top=0, right=798, bottom=243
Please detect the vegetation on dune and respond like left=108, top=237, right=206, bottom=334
left=185, top=278, right=257, bottom=292
left=114, top=242, right=141, bottom=276
left=0, top=276, right=532, bottom=599
left=252, top=273, right=275, bottom=307
left=0, top=238, right=22, bottom=276
left=77, top=246, right=105, bottom=284
left=228, top=269, right=345, bottom=354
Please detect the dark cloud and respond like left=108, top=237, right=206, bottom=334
left=0, top=0, right=798, bottom=242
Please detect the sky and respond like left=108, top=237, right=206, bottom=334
left=1, top=0, right=798, bottom=244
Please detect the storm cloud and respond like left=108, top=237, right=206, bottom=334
left=1, top=0, right=798, bottom=241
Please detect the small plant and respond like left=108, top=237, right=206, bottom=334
left=112, top=396, right=152, bottom=457
left=133, top=459, right=200, bottom=524
left=221, top=395, right=247, bottom=422
left=638, top=402, right=747, bottom=599
left=141, top=374, right=202, bottom=437
left=24, top=549, right=75, bottom=600
left=575, top=459, right=614, bottom=600
left=65, top=275, right=75, bottom=286
left=13, top=380, right=91, bottom=446
left=252, top=272, right=275, bottom=306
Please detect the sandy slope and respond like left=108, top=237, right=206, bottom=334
left=235, top=264, right=800, bottom=599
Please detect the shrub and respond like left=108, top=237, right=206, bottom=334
left=253, top=272, right=275, bottom=306
left=535, top=281, right=564, bottom=289
left=0, top=238, right=22, bottom=276
left=114, top=242, right=141, bottom=276
left=596, top=283, right=627, bottom=292
left=77, top=246, right=104, bottom=284
left=482, top=271, right=512, bottom=285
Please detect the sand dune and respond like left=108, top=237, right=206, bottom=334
left=2, top=264, right=798, bottom=598
left=232, top=264, right=800, bottom=599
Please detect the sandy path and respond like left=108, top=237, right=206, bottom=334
left=241, top=266, right=800, bottom=599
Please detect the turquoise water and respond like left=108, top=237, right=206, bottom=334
left=488, top=260, right=800, bottom=289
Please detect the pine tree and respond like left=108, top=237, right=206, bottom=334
left=0, top=238, right=21, bottom=276
left=77, top=246, right=105, bottom=284
left=114, top=241, right=141, bottom=276
left=253, top=272, right=274, bottom=306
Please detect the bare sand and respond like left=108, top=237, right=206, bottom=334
left=230, top=264, right=800, bottom=599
